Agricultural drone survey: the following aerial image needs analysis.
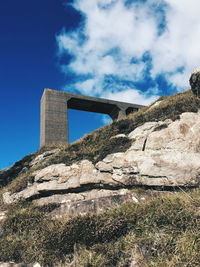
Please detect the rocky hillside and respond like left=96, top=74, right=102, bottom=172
left=0, top=89, right=200, bottom=266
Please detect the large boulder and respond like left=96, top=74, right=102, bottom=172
left=190, top=67, right=200, bottom=96
left=2, top=111, right=200, bottom=215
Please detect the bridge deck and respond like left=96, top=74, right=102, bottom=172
left=40, top=88, right=145, bottom=147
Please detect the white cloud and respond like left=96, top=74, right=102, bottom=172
left=150, top=0, right=200, bottom=88
left=104, top=88, right=157, bottom=106
left=57, top=0, right=200, bottom=105
left=101, top=115, right=112, bottom=125
left=74, top=77, right=103, bottom=95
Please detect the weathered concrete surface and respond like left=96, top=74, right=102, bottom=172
left=40, top=88, right=144, bottom=147
left=40, top=89, right=69, bottom=147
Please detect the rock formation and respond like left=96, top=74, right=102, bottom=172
left=2, top=109, right=200, bottom=217
left=1, top=87, right=200, bottom=267
left=190, top=67, right=200, bottom=96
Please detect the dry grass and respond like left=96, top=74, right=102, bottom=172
left=0, top=153, right=36, bottom=189
left=0, top=90, right=200, bottom=266
left=0, top=188, right=199, bottom=266
left=4, top=89, right=200, bottom=195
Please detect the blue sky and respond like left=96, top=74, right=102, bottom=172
left=1, top=0, right=200, bottom=169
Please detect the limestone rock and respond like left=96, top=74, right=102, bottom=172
left=148, top=100, right=163, bottom=111
left=98, top=111, right=200, bottom=187
left=0, top=263, right=41, bottom=267
left=190, top=67, right=200, bottom=96
left=29, top=149, right=59, bottom=166
left=0, top=211, right=7, bottom=221
left=33, top=163, right=77, bottom=182
left=35, top=189, right=169, bottom=218
left=3, top=111, right=200, bottom=209
left=2, top=160, right=116, bottom=204
left=111, top=133, right=127, bottom=139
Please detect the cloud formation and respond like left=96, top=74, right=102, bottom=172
left=57, top=0, right=200, bottom=105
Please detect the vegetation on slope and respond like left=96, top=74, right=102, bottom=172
left=2, top=89, right=200, bottom=195
left=0, top=90, right=200, bottom=266
left=0, top=153, right=36, bottom=189
left=0, top=189, right=199, bottom=266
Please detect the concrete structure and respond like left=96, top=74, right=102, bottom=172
left=40, top=88, right=144, bottom=147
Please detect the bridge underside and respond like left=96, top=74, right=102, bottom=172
left=40, top=88, right=144, bottom=147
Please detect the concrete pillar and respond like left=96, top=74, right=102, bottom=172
left=40, top=89, right=68, bottom=147
left=40, top=88, right=144, bottom=147
left=117, top=108, right=127, bottom=119
left=115, top=104, right=128, bottom=120
left=109, top=106, right=120, bottom=120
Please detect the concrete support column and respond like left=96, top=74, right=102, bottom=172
left=117, top=108, right=127, bottom=119
left=109, top=106, right=120, bottom=120
left=40, top=88, right=144, bottom=147
left=116, top=104, right=127, bottom=120
left=40, top=89, right=68, bottom=147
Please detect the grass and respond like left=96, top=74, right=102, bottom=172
left=0, top=89, right=200, bottom=266
left=153, top=123, right=168, bottom=131
left=3, top=89, right=200, bottom=195
left=0, top=153, right=36, bottom=189
left=0, top=188, right=199, bottom=266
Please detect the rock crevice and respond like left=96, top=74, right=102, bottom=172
left=2, top=110, right=200, bottom=217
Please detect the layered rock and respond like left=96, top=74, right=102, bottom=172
left=2, top=111, right=200, bottom=216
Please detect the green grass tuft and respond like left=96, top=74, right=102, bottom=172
left=3, top=90, right=200, bottom=195
left=0, top=189, right=199, bottom=266
left=153, top=123, right=168, bottom=131
left=0, top=90, right=200, bottom=266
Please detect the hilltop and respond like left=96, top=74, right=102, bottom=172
left=0, top=89, right=200, bottom=266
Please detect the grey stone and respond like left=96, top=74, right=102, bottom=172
left=110, top=134, right=127, bottom=139
left=29, top=149, right=59, bottom=167
left=0, top=211, right=6, bottom=221
left=39, top=190, right=170, bottom=218
left=148, top=100, right=163, bottom=111
left=190, top=67, right=200, bottom=96
left=3, top=111, right=200, bottom=209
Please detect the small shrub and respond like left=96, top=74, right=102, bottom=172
left=153, top=123, right=168, bottom=131
left=95, top=137, right=132, bottom=162
left=0, top=153, right=36, bottom=188
left=1, top=90, right=200, bottom=266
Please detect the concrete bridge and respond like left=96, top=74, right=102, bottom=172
left=40, top=88, right=144, bottom=147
